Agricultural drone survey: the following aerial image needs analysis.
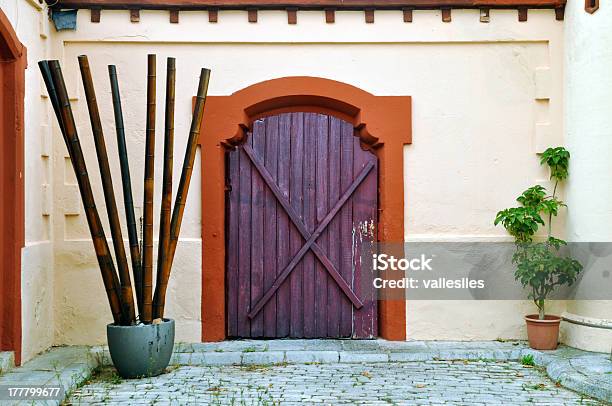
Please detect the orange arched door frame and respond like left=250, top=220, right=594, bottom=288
left=0, top=9, right=25, bottom=364
left=198, top=77, right=410, bottom=341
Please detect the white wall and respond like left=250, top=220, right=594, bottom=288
left=1, top=0, right=55, bottom=362
left=563, top=0, right=612, bottom=353
left=47, top=7, right=564, bottom=344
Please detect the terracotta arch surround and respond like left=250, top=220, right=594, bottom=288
left=199, top=76, right=411, bottom=341
left=0, top=9, right=25, bottom=364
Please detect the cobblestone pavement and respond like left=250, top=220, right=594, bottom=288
left=67, top=360, right=603, bottom=405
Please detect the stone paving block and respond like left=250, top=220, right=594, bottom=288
left=182, top=342, right=220, bottom=352
left=198, top=352, right=242, bottom=365
left=0, top=370, right=56, bottom=385
left=570, top=354, right=612, bottom=374
left=2, top=401, right=59, bottom=406
left=547, top=356, right=612, bottom=403
left=548, top=345, right=593, bottom=359
left=241, top=351, right=284, bottom=365
left=47, top=363, right=92, bottom=393
left=21, top=346, right=92, bottom=371
left=192, top=340, right=268, bottom=353
left=173, top=342, right=195, bottom=353
left=88, top=346, right=110, bottom=365
left=426, top=341, right=493, bottom=350
left=339, top=352, right=388, bottom=363
left=520, top=348, right=555, bottom=366
left=437, top=350, right=475, bottom=360
left=341, top=340, right=383, bottom=351
left=169, top=352, right=192, bottom=365
left=389, top=351, right=433, bottom=362
left=0, top=351, right=14, bottom=375
left=487, top=350, right=514, bottom=360
left=379, top=340, right=429, bottom=352
left=266, top=339, right=342, bottom=352
left=507, top=349, right=523, bottom=360
left=284, top=351, right=340, bottom=364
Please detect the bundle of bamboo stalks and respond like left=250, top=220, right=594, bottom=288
left=39, top=55, right=211, bottom=325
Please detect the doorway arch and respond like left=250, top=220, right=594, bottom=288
left=198, top=76, right=411, bottom=341
left=0, top=9, right=25, bottom=364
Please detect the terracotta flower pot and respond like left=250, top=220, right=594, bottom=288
left=524, top=314, right=561, bottom=350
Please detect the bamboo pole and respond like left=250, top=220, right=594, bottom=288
left=44, top=60, right=124, bottom=325
left=38, top=61, right=65, bottom=133
left=153, top=68, right=211, bottom=318
left=109, top=64, right=144, bottom=319
left=78, top=56, right=136, bottom=325
left=152, top=57, right=176, bottom=320
left=142, top=54, right=156, bottom=324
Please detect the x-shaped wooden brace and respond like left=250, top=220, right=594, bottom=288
left=244, top=144, right=374, bottom=319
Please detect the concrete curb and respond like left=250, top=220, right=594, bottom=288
left=0, top=347, right=97, bottom=406
left=94, top=341, right=531, bottom=367
left=523, top=349, right=612, bottom=403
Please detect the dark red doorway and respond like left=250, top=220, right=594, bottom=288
left=0, top=9, right=25, bottom=364
left=226, top=112, right=378, bottom=338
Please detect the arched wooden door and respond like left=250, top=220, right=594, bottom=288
left=226, top=112, right=378, bottom=339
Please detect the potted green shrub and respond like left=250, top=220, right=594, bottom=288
left=494, top=147, right=583, bottom=350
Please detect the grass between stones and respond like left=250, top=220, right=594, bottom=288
left=521, top=354, right=536, bottom=366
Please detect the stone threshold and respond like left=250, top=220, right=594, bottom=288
left=159, top=339, right=529, bottom=365
left=0, top=340, right=609, bottom=405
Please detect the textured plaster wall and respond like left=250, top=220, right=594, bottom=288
left=48, top=8, right=565, bottom=344
left=563, top=0, right=612, bottom=353
left=1, top=0, right=55, bottom=362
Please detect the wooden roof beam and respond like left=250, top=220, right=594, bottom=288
left=49, top=0, right=567, bottom=11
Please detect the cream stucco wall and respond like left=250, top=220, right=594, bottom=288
left=1, top=0, right=55, bottom=362
left=562, top=0, right=612, bottom=353
left=44, top=7, right=566, bottom=345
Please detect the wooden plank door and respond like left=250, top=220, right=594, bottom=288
left=226, top=112, right=377, bottom=339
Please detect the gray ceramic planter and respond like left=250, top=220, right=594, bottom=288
left=107, top=318, right=175, bottom=379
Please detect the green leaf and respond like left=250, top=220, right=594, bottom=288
left=540, top=147, right=570, bottom=181
left=512, top=242, right=583, bottom=306
left=494, top=207, right=544, bottom=243
left=547, top=236, right=567, bottom=249
left=538, top=197, right=565, bottom=217
left=517, top=185, right=547, bottom=208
